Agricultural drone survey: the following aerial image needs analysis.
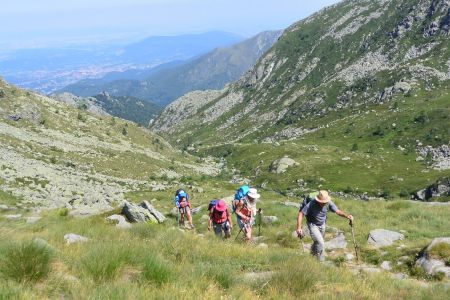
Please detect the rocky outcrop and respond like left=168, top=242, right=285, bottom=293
left=368, top=229, right=404, bottom=248
left=413, top=177, right=450, bottom=201
left=269, top=157, right=298, bottom=174
left=121, top=200, right=165, bottom=223
left=415, top=237, right=450, bottom=278
left=417, top=145, right=450, bottom=170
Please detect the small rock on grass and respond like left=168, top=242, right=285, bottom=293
left=26, top=216, right=42, bottom=223
left=64, top=233, right=88, bottom=244
left=5, top=214, right=22, bottom=220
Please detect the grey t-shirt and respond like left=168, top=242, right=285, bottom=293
left=300, top=200, right=338, bottom=226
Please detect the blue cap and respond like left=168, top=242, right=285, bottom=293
left=178, top=191, right=187, bottom=198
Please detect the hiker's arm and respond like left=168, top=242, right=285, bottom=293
left=235, top=203, right=248, bottom=221
left=208, top=211, right=213, bottom=231
left=336, top=210, right=353, bottom=220
left=296, top=211, right=304, bottom=234
left=227, top=210, right=233, bottom=229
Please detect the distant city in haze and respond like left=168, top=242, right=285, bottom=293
left=0, top=0, right=340, bottom=50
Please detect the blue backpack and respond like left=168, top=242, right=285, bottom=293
left=208, top=199, right=220, bottom=211
left=232, top=185, right=250, bottom=212
left=174, top=189, right=189, bottom=206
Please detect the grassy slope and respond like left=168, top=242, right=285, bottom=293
left=0, top=81, right=200, bottom=183
left=1, top=193, right=449, bottom=299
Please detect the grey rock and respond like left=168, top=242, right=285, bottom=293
left=256, top=243, right=268, bottom=249
left=140, top=200, right=166, bottom=223
left=121, top=200, right=158, bottom=223
left=0, top=204, right=9, bottom=210
left=262, top=215, right=278, bottom=224
left=269, top=157, right=298, bottom=174
left=416, top=257, right=450, bottom=278
left=380, top=261, right=392, bottom=271
left=345, top=253, right=354, bottom=261
left=26, top=216, right=42, bottom=224
left=106, top=214, right=132, bottom=229
left=64, top=233, right=88, bottom=244
left=5, top=214, right=22, bottom=220
left=325, top=232, right=347, bottom=250
left=368, top=229, right=404, bottom=248
left=191, top=205, right=205, bottom=215
left=415, top=237, right=450, bottom=278
left=283, top=201, right=299, bottom=208
left=392, top=273, right=408, bottom=280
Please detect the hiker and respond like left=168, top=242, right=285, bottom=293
left=296, top=190, right=353, bottom=261
left=208, top=199, right=233, bottom=238
left=234, top=187, right=260, bottom=241
left=174, top=189, right=194, bottom=229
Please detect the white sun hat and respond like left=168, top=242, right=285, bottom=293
left=247, top=188, right=261, bottom=199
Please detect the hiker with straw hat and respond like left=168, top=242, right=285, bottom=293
left=208, top=200, right=233, bottom=238
left=235, top=187, right=260, bottom=241
left=296, top=190, right=353, bottom=261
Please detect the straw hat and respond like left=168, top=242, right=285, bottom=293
left=315, top=190, right=331, bottom=204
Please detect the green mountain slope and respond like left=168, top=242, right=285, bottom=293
left=50, top=92, right=162, bottom=126
left=152, top=0, right=450, bottom=197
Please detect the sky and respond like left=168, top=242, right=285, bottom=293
left=0, top=0, right=340, bottom=50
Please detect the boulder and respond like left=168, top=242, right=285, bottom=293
left=413, top=177, right=450, bottom=201
left=269, top=157, right=298, bottom=174
left=325, top=232, right=347, bottom=250
left=368, top=229, right=404, bottom=248
left=64, top=233, right=88, bottom=244
left=106, top=214, right=132, bottom=229
left=121, top=200, right=159, bottom=223
left=415, top=237, right=450, bottom=278
left=262, top=215, right=278, bottom=224
left=0, top=204, right=10, bottom=210
left=140, top=201, right=166, bottom=223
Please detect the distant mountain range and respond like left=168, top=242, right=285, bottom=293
left=60, top=30, right=282, bottom=106
left=0, top=31, right=243, bottom=93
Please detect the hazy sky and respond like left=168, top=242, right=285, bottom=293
left=1, top=0, right=340, bottom=50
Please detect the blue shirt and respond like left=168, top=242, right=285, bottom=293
left=300, top=200, right=338, bottom=226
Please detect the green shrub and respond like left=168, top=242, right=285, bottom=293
left=0, top=240, right=53, bottom=283
left=57, top=208, right=69, bottom=217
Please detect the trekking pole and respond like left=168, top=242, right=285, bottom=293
left=258, top=208, right=262, bottom=237
left=349, top=219, right=359, bottom=262
left=176, top=207, right=180, bottom=228
left=234, top=226, right=244, bottom=241
left=298, top=231, right=305, bottom=253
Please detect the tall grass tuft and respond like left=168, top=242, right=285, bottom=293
left=0, top=240, right=53, bottom=283
left=141, top=254, right=172, bottom=286
left=80, top=243, right=132, bottom=282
